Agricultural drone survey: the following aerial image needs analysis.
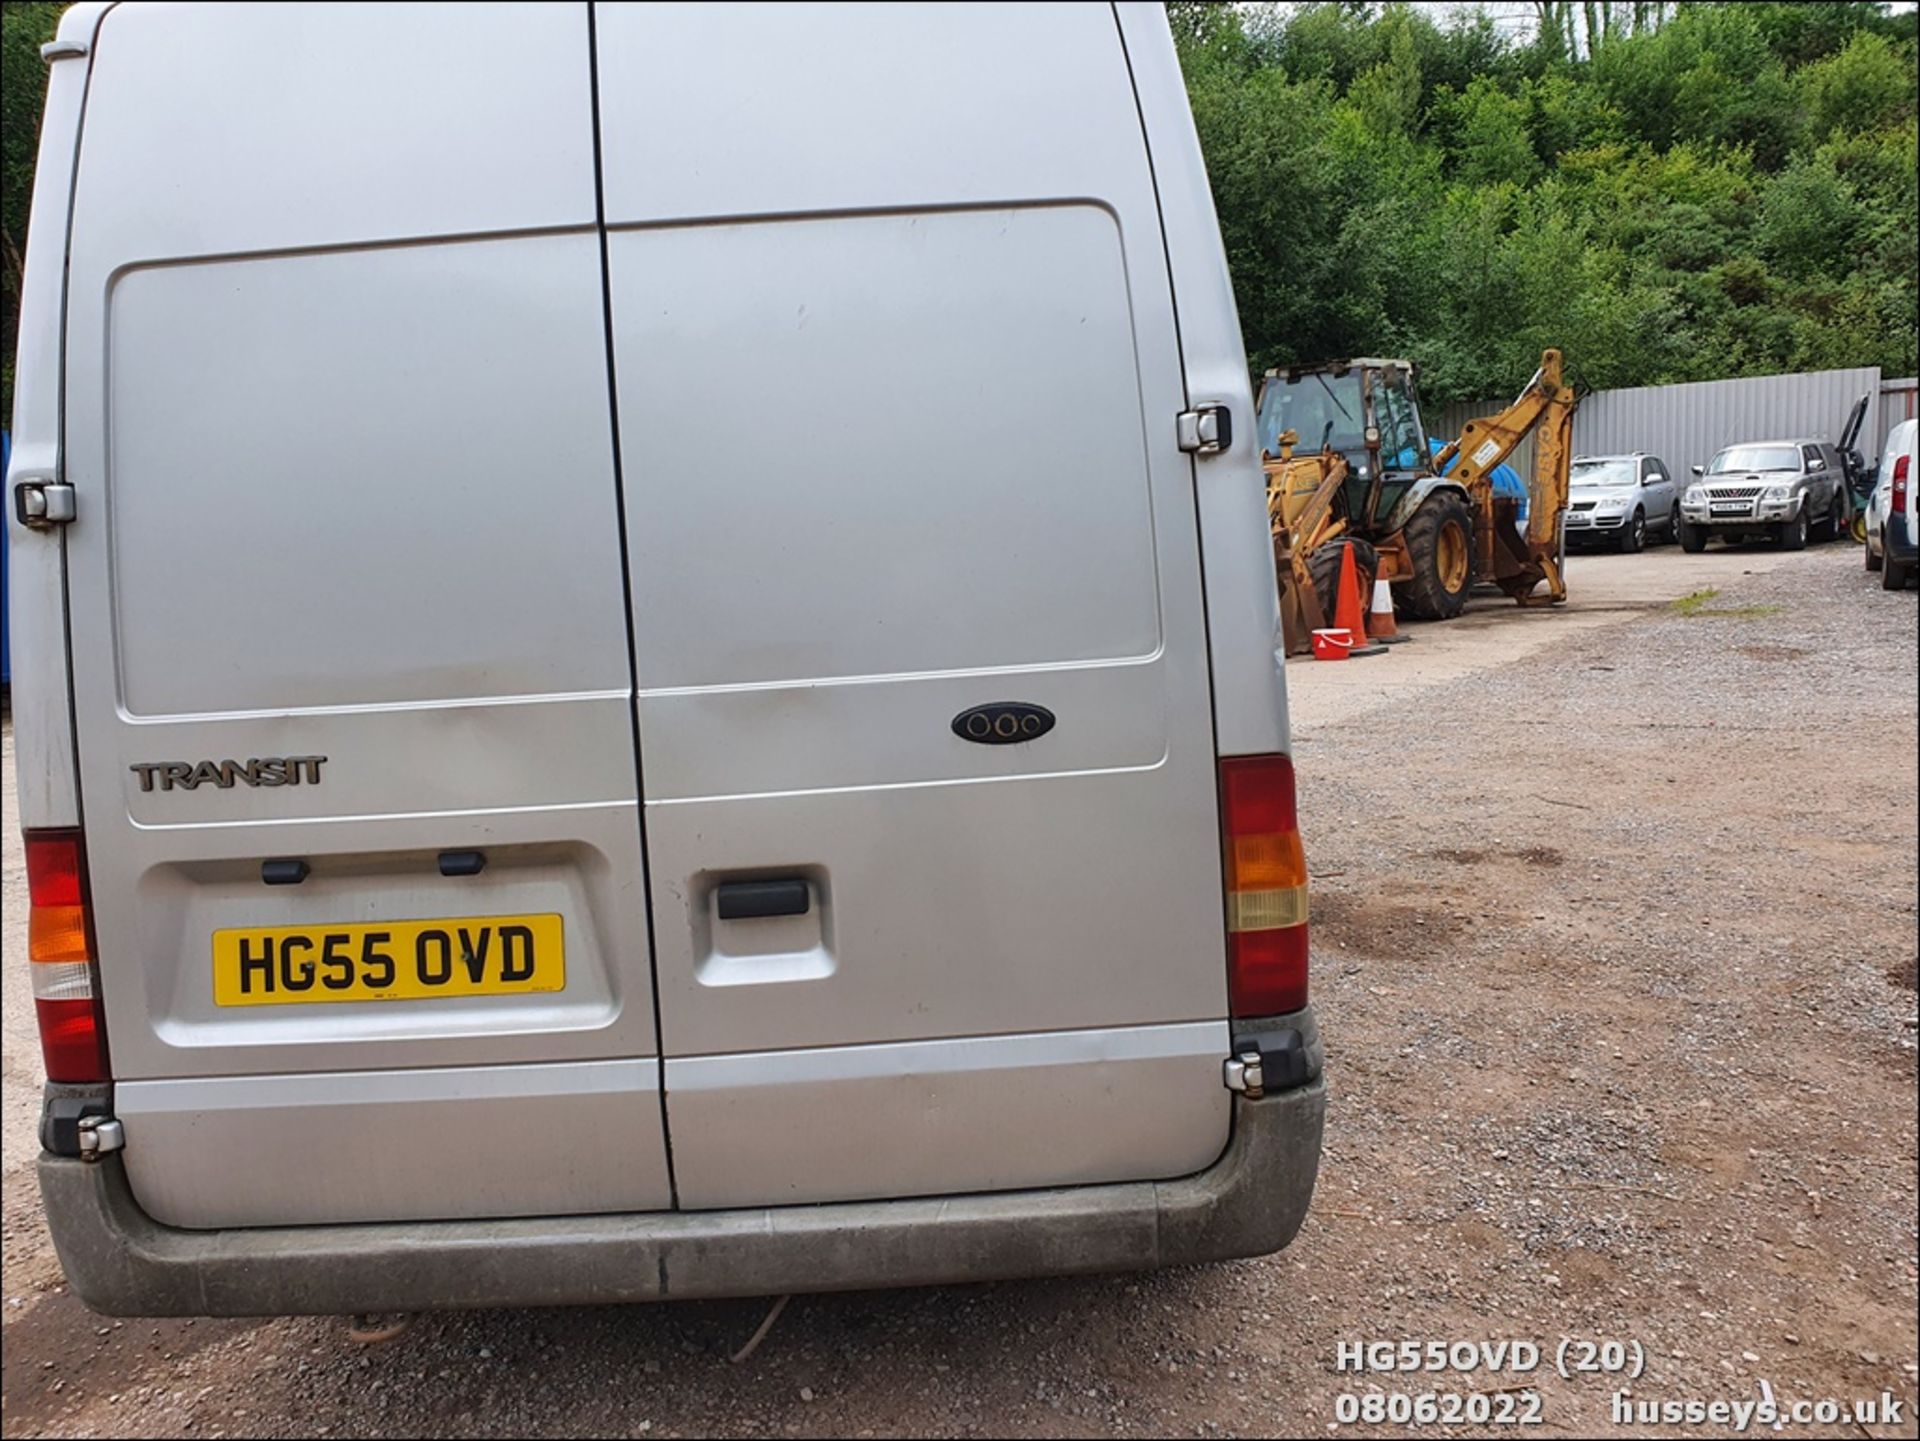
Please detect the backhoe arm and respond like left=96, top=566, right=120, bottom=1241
left=1432, top=349, right=1575, bottom=606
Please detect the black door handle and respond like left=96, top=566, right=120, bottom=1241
left=716, top=879, right=810, bottom=921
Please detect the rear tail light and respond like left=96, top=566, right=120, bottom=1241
left=1219, top=754, right=1309, bottom=1016
left=1893, top=453, right=1910, bottom=508
left=25, top=829, right=111, bottom=1083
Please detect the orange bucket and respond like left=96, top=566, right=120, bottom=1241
left=1310, top=627, right=1355, bottom=661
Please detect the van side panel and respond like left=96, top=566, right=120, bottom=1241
left=1114, top=2, right=1289, bottom=759
left=59, top=3, right=671, bottom=1225
left=2, top=15, right=104, bottom=830
left=596, top=0, right=1233, bottom=1208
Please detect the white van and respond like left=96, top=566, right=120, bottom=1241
left=1865, top=417, right=1917, bottom=590
left=9, top=2, right=1323, bottom=1316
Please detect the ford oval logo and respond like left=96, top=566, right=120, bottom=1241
left=952, top=702, right=1056, bottom=746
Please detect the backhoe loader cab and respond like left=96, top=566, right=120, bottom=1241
left=1255, top=359, right=1431, bottom=530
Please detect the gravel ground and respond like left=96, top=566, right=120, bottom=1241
left=2, top=543, right=1915, bottom=1439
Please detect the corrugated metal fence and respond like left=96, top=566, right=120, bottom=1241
left=1435, top=366, right=1908, bottom=480
left=1882, top=375, right=1918, bottom=427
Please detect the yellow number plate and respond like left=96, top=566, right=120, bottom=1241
left=212, top=914, right=564, bottom=1007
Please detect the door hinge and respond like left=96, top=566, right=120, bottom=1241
left=13, top=480, right=76, bottom=529
left=77, top=1116, right=125, bottom=1162
left=1177, top=405, right=1233, bottom=457
left=1222, top=1050, right=1264, bottom=1099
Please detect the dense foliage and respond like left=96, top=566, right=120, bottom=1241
left=1172, top=1, right=1919, bottom=403
left=2, top=1, right=62, bottom=426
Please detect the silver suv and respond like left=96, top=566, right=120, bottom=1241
left=1680, top=439, right=1853, bottom=552
left=1565, top=453, right=1680, bottom=552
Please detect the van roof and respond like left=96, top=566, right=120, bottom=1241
left=50, top=2, right=110, bottom=51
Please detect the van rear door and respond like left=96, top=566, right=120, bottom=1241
left=60, top=3, right=671, bottom=1228
left=594, top=1, right=1233, bottom=1208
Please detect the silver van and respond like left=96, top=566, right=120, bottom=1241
left=8, top=2, right=1323, bottom=1317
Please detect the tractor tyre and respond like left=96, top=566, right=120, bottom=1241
left=1393, top=493, right=1475, bottom=621
left=1306, top=538, right=1378, bottom=629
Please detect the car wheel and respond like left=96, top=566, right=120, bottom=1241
left=1667, top=502, right=1681, bottom=541
left=1777, top=510, right=1808, bottom=551
left=1679, top=522, right=1709, bottom=554
left=1884, top=554, right=1911, bottom=591
left=1866, top=538, right=1883, bottom=571
left=1617, top=509, right=1646, bottom=554
left=1816, top=489, right=1847, bottom=543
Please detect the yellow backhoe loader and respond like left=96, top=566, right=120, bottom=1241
left=1257, top=349, right=1577, bottom=652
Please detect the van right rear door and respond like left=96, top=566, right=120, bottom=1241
left=595, top=1, right=1236, bottom=1209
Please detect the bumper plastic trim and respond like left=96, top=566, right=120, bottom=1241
left=40, top=1070, right=1325, bottom=1317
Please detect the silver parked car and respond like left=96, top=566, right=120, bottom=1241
left=1679, top=439, right=1853, bottom=552
left=9, top=1, right=1323, bottom=1318
left=1564, top=453, right=1681, bottom=552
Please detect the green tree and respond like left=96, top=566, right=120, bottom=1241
left=3, top=2, right=63, bottom=423
left=1345, top=20, right=1423, bottom=137
left=1174, top=0, right=1919, bottom=403
left=1757, top=154, right=1867, bottom=280
left=1445, top=77, right=1540, bottom=186
left=1797, top=31, right=1918, bottom=138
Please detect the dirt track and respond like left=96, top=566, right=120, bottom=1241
left=3, top=541, right=1916, bottom=1439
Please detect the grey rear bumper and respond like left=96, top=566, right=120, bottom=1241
left=39, top=1078, right=1325, bottom=1317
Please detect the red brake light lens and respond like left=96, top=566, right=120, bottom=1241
left=1893, top=453, right=1910, bottom=503
left=26, top=832, right=83, bottom=907
left=33, top=1000, right=112, bottom=1085
left=1219, top=754, right=1309, bottom=1016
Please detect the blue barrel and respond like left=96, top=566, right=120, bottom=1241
left=1429, top=436, right=1530, bottom=526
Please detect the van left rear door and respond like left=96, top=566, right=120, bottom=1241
left=59, top=2, right=670, bottom=1228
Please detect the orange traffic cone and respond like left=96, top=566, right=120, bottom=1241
left=1367, top=577, right=1409, bottom=643
left=1333, top=543, right=1389, bottom=658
